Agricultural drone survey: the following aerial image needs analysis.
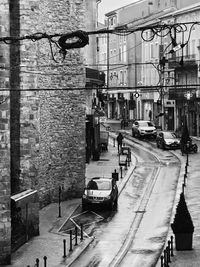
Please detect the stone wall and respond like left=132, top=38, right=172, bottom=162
left=18, top=0, right=86, bottom=203
left=0, top=0, right=87, bottom=263
left=0, top=1, right=11, bottom=264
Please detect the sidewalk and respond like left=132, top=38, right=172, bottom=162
left=6, top=132, right=135, bottom=267
left=156, top=138, right=200, bottom=267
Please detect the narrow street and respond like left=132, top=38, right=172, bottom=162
left=69, top=135, right=181, bottom=267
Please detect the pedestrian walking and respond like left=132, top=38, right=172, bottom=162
left=116, top=132, right=124, bottom=153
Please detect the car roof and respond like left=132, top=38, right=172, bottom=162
left=90, top=177, right=112, bottom=181
left=159, top=131, right=176, bottom=133
left=134, top=120, right=153, bottom=123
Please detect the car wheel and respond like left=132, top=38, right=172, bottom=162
left=193, top=145, right=198, bottom=153
left=108, top=200, right=114, bottom=211
left=114, top=197, right=118, bottom=209
left=132, top=129, right=135, bottom=137
left=137, top=131, right=141, bottom=139
left=157, top=142, right=159, bottom=148
left=162, top=143, right=165, bottom=150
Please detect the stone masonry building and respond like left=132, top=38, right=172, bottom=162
left=0, top=0, right=87, bottom=264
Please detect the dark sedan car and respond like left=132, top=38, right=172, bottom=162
left=156, top=131, right=180, bottom=150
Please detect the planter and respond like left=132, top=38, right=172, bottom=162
left=175, top=232, right=193, bottom=250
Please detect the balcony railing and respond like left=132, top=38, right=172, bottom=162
left=168, top=54, right=196, bottom=69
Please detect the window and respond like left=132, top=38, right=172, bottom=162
left=123, top=44, right=127, bottom=62
left=185, top=42, right=190, bottom=57
left=124, top=70, right=127, bottom=85
left=120, top=70, right=123, bottom=84
left=119, top=46, right=122, bottom=62
left=191, top=40, right=195, bottom=55
left=150, top=43, right=154, bottom=59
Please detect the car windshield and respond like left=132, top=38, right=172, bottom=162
left=87, top=180, right=111, bottom=190
left=138, top=121, right=154, bottom=127
left=163, top=132, right=177, bottom=139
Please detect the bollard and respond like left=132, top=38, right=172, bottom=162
left=167, top=244, right=171, bottom=263
left=35, top=258, right=39, bottom=267
left=170, top=236, right=174, bottom=256
left=164, top=249, right=168, bottom=267
left=120, top=166, right=123, bottom=179
left=125, top=160, right=128, bottom=170
left=186, top=153, right=189, bottom=166
left=63, top=239, right=66, bottom=258
left=58, top=186, right=61, bottom=218
left=113, top=138, right=115, bottom=147
left=185, top=164, right=187, bottom=174
left=74, top=226, right=78, bottom=246
left=80, top=223, right=83, bottom=241
left=160, top=255, right=164, bottom=267
left=43, top=256, right=47, bottom=267
left=69, top=230, right=73, bottom=252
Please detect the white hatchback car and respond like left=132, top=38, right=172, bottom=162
left=82, top=177, right=118, bottom=211
left=132, top=120, right=157, bottom=139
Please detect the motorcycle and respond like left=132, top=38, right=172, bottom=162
left=181, top=140, right=198, bottom=155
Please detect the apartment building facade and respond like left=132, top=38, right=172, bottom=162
left=98, top=0, right=200, bottom=136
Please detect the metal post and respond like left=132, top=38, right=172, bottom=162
left=120, top=166, right=123, bottom=179
left=160, top=255, right=164, bottom=267
left=58, top=186, right=62, bottom=218
left=35, top=258, right=39, bottom=267
left=43, top=256, right=47, bottom=267
left=69, top=230, right=73, bottom=252
left=185, top=164, right=187, bottom=174
left=164, top=249, right=168, bottom=267
left=125, top=160, right=128, bottom=170
left=170, top=236, right=174, bottom=256
left=63, top=239, right=66, bottom=258
left=80, top=224, right=83, bottom=241
left=167, top=244, right=171, bottom=263
left=75, top=226, right=78, bottom=246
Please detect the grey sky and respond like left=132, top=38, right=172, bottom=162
left=98, top=0, right=138, bottom=23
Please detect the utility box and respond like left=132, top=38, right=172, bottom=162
left=11, top=189, right=39, bottom=252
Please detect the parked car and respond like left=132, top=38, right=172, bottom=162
left=132, top=120, right=157, bottom=139
left=82, top=177, right=118, bottom=211
left=156, top=131, right=180, bottom=150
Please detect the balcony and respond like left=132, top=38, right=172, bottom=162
left=168, top=54, right=197, bottom=69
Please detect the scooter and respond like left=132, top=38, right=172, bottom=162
left=181, top=140, right=198, bottom=154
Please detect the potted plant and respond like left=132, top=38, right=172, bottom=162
left=171, top=192, right=194, bottom=250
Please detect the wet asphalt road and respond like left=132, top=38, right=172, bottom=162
left=69, top=135, right=181, bottom=267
